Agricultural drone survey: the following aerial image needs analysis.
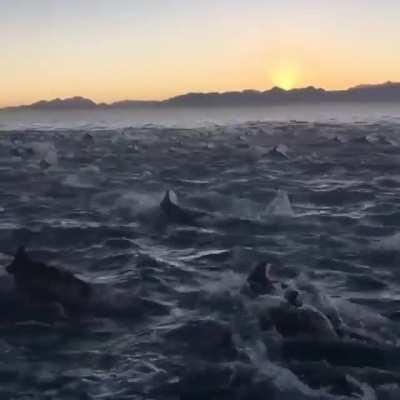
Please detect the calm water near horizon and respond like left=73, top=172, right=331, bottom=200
left=1, top=102, right=400, bottom=131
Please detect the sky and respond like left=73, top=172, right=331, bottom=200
left=1, top=0, right=400, bottom=106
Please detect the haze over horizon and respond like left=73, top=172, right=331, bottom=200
left=2, top=0, right=400, bottom=107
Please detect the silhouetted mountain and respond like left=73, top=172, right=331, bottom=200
left=164, top=82, right=400, bottom=106
left=28, top=96, right=97, bottom=110
left=344, top=81, right=400, bottom=101
left=165, top=86, right=328, bottom=106
left=2, top=82, right=400, bottom=111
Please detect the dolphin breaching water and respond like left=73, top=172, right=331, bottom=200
left=245, top=261, right=339, bottom=339
left=246, top=261, right=278, bottom=296
left=241, top=259, right=400, bottom=391
left=6, top=246, right=91, bottom=317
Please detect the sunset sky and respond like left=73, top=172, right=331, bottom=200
left=1, top=0, right=399, bottom=106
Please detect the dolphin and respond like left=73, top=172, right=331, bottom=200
left=160, top=190, right=207, bottom=226
left=2, top=247, right=169, bottom=324
left=245, top=262, right=338, bottom=339
left=5, top=246, right=91, bottom=318
left=268, top=303, right=339, bottom=340
left=245, top=261, right=279, bottom=297
left=245, top=259, right=302, bottom=306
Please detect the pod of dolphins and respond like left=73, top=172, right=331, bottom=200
left=2, top=189, right=400, bottom=398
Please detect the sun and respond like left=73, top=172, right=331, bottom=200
left=270, top=65, right=299, bottom=90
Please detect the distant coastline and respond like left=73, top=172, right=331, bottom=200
left=2, top=82, right=400, bottom=111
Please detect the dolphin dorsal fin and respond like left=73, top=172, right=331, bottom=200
left=167, top=190, right=178, bottom=205
left=161, top=190, right=179, bottom=210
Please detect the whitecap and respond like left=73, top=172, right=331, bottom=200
left=31, top=141, right=58, bottom=167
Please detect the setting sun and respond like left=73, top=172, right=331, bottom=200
left=271, top=65, right=299, bottom=91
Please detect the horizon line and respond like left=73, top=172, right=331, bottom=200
left=2, top=80, right=399, bottom=109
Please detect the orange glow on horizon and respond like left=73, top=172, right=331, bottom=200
left=270, top=63, right=300, bottom=91
left=1, top=2, right=400, bottom=107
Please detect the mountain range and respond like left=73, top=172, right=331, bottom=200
left=2, top=82, right=400, bottom=111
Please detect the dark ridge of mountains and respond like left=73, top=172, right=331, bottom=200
left=2, top=82, right=400, bottom=111
left=28, top=96, right=98, bottom=110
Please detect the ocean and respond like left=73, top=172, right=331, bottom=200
left=0, top=103, right=400, bottom=399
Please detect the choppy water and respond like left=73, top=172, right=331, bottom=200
left=1, top=115, right=400, bottom=399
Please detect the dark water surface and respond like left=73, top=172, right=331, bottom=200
left=0, top=110, right=400, bottom=399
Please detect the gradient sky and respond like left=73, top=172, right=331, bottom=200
left=1, top=0, right=400, bottom=106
